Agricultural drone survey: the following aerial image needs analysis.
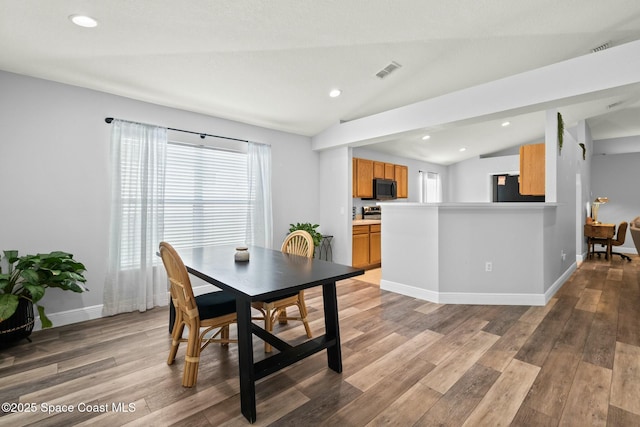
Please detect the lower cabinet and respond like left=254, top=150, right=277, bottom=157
left=352, top=224, right=381, bottom=268
left=369, top=224, right=381, bottom=264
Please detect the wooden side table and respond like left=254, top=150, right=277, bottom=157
left=584, top=223, right=615, bottom=259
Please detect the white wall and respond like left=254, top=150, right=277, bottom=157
left=447, top=155, right=520, bottom=202
left=318, top=147, right=352, bottom=265
left=0, top=70, right=318, bottom=325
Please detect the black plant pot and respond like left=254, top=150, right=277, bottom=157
left=0, top=298, right=35, bottom=346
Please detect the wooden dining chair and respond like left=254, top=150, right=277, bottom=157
left=159, top=242, right=237, bottom=387
left=252, top=230, right=314, bottom=352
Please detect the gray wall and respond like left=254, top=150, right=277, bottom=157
left=0, top=70, right=318, bottom=324
left=591, top=151, right=640, bottom=254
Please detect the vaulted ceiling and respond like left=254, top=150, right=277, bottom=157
left=2, top=1, right=640, bottom=164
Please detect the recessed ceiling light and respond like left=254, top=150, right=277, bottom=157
left=459, top=147, right=467, bottom=152
left=69, top=14, right=98, bottom=28
left=421, top=135, right=431, bottom=140
left=501, top=121, right=510, bottom=127
left=329, top=89, right=342, bottom=98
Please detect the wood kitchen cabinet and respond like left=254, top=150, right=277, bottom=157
left=353, top=158, right=374, bottom=198
left=353, top=157, right=409, bottom=199
left=519, top=143, right=545, bottom=196
left=352, top=225, right=371, bottom=268
left=369, top=223, right=381, bottom=264
left=384, top=163, right=395, bottom=179
left=394, top=164, right=408, bottom=198
left=352, top=223, right=381, bottom=268
left=373, top=161, right=385, bottom=179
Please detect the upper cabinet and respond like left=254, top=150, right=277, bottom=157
left=519, top=143, right=545, bottom=196
left=353, top=157, right=408, bottom=199
left=373, top=161, right=385, bottom=179
left=353, top=158, right=374, bottom=198
left=384, top=163, right=395, bottom=180
left=394, top=165, right=408, bottom=198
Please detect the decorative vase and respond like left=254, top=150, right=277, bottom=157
left=235, top=246, right=250, bottom=262
left=0, top=298, right=35, bottom=346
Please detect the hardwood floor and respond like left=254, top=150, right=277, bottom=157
left=1, top=256, right=639, bottom=426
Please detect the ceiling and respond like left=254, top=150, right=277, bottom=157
left=2, top=1, right=640, bottom=164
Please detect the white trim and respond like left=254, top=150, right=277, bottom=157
left=544, top=262, right=577, bottom=304
left=380, top=262, right=575, bottom=307
left=32, top=304, right=104, bottom=332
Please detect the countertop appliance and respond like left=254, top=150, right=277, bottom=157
left=371, top=178, right=397, bottom=200
left=362, top=205, right=381, bottom=220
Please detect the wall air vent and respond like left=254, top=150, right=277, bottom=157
left=591, top=42, right=610, bottom=53
left=375, top=61, right=402, bottom=79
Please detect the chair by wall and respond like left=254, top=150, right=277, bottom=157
left=159, top=242, right=237, bottom=387
left=252, top=230, right=314, bottom=352
left=592, top=221, right=631, bottom=261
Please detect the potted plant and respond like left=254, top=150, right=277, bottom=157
left=0, top=250, right=87, bottom=342
left=288, top=223, right=323, bottom=250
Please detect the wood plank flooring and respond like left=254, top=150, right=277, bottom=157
left=1, top=255, right=639, bottom=426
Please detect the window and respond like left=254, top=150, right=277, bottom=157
left=163, top=141, right=251, bottom=250
left=420, top=171, right=441, bottom=203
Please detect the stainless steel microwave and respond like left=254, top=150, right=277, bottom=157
left=372, top=178, right=397, bottom=200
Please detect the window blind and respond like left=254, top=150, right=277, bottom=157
left=163, top=142, right=251, bottom=250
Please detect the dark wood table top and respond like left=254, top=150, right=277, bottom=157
left=178, top=244, right=364, bottom=301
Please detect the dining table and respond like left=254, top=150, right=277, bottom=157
left=177, top=244, right=364, bottom=423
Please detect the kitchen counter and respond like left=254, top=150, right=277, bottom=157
left=353, top=219, right=381, bottom=225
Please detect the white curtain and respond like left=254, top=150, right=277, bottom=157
left=420, top=171, right=442, bottom=203
left=103, top=120, right=168, bottom=316
left=246, top=142, right=273, bottom=248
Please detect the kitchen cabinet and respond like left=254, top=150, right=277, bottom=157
left=519, top=143, right=545, bottom=196
left=353, top=157, right=409, bottom=199
left=352, top=225, right=371, bottom=268
left=353, top=158, right=374, bottom=198
left=369, top=224, right=381, bottom=264
left=373, top=161, right=385, bottom=179
left=394, top=165, right=408, bottom=198
left=352, top=223, right=381, bottom=268
left=384, top=163, right=395, bottom=179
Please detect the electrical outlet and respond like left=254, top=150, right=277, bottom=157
left=485, top=262, right=492, bottom=272
left=561, top=250, right=566, bottom=261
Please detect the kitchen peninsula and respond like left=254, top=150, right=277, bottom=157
left=379, top=202, right=574, bottom=306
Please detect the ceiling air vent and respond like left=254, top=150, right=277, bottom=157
left=375, top=61, right=402, bottom=79
left=591, top=42, right=610, bottom=53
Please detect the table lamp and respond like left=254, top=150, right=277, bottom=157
left=591, top=197, right=608, bottom=224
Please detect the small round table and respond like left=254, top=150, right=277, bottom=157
left=317, top=235, right=333, bottom=262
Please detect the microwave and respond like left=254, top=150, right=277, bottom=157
left=372, top=178, right=397, bottom=200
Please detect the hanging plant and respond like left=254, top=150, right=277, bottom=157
left=557, top=111, right=564, bottom=154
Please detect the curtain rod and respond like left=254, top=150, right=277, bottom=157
left=104, top=117, right=268, bottom=146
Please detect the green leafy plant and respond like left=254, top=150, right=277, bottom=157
left=288, top=223, right=323, bottom=247
left=0, top=250, right=87, bottom=328
left=557, top=111, right=564, bottom=154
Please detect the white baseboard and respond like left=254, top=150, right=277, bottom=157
left=32, top=304, right=104, bottom=332
left=33, top=286, right=214, bottom=331
left=544, top=262, right=576, bottom=304
left=381, top=262, right=576, bottom=307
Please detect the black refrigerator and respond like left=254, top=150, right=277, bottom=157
left=493, top=174, right=545, bottom=202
